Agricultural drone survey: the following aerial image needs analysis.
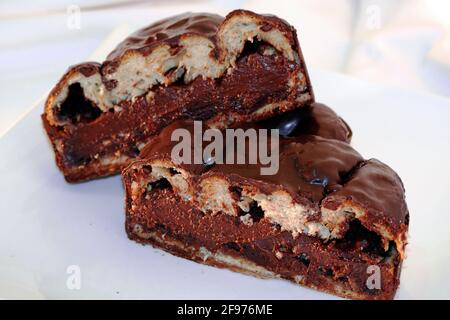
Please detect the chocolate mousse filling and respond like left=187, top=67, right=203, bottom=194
left=125, top=183, right=402, bottom=300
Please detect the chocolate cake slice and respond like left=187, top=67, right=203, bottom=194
left=123, top=103, right=409, bottom=299
left=42, top=10, right=313, bottom=182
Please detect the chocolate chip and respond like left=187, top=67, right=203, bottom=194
left=296, top=253, right=310, bottom=267
left=224, top=242, right=241, bottom=252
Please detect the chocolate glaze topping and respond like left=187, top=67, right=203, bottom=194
left=140, top=102, right=351, bottom=158
left=214, top=135, right=363, bottom=204
left=105, top=13, right=223, bottom=66
left=322, top=159, right=409, bottom=239
left=259, top=102, right=352, bottom=141
left=102, top=10, right=298, bottom=75
left=136, top=104, right=408, bottom=246
left=138, top=102, right=353, bottom=176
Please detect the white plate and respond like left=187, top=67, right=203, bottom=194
left=1, top=47, right=450, bottom=299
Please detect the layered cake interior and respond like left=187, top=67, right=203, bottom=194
left=42, top=10, right=313, bottom=182
left=123, top=103, right=409, bottom=299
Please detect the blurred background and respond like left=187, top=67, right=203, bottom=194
left=1, top=0, right=449, bottom=137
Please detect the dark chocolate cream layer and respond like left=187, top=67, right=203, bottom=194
left=124, top=176, right=403, bottom=300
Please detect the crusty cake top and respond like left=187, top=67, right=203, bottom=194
left=105, top=13, right=224, bottom=67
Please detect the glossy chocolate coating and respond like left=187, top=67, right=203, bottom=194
left=103, top=10, right=299, bottom=74
left=140, top=102, right=351, bottom=158
left=322, top=159, right=409, bottom=239
left=106, top=13, right=223, bottom=64
left=214, top=135, right=363, bottom=204
left=259, top=102, right=352, bottom=141
left=137, top=103, right=408, bottom=242
left=138, top=102, right=352, bottom=176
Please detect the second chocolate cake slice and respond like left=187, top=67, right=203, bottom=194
left=122, top=103, right=409, bottom=299
left=43, top=10, right=313, bottom=182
